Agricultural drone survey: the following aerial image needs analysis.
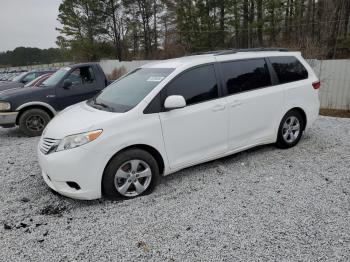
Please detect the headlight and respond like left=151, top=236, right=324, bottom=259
left=56, top=130, right=103, bottom=152
left=0, top=102, right=11, bottom=111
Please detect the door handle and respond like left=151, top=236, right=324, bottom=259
left=212, top=104, right=226, bottom=112
left=231, top=100, right=242, bottom=108
left=46, top=95, right=56, bottom=98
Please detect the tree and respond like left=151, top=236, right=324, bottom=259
left=4, top=0, right=350, bottom=67
left=55, top=0, right=350, bottom=62
left=257, top=0, right=263, bottom=46
left=56, top=0, right=107, bottom=61
left=0, top=47, right=68, bottom=67
left=100, top=0, right=126, bottom=61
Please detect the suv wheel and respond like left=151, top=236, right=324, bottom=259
left=276, top=110, right=304, bottom=149
left=18, top=109, right=51, bottom=137
left=102, top=149, right=160, bottom=200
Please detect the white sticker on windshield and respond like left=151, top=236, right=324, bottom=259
left=63, top=67, right=71, bottom=71
left=147, top=76, right=165, bottom=82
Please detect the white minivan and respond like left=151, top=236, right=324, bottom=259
left=38, top=49, right=320, bottom=200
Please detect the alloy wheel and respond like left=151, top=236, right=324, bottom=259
left=114, top=159, right=152, bottom=197
left=282, top=116, right=300, bottom=143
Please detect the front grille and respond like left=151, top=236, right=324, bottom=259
left=40, top=137, right=59, bottom=154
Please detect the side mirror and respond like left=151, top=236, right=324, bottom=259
left=164, top=95, right=186, bottom=110
left=63, top=79, right=72, bottom=89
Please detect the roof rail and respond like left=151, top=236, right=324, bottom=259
left=186, top=50, right=224, bottom=56
left=187, top=48, right=290, bottom=57
left=215, top=48, right=290, bottom=56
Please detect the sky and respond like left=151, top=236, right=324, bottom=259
left=0, top=0, right=62, bottom=52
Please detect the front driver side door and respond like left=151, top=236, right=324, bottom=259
left=159, top=64, right=228, bottom=170
left=55, top=66, right=99, bottom=110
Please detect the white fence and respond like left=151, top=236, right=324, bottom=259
left=2, top=59, right=350, bottom=110
left=308, top=60, right=350, bottom=110
left=0, top=62, right=72, bottom=71
left=99, top=60, right=152, bottom=75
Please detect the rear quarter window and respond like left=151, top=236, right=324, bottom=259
left=269, top=56, right=308, bottom=84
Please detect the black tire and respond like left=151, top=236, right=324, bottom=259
left=276, top=110, right=305, bottom=149
left=102, top=149, right=160, bottom=200
left=18, top=108, right=51, bottom=137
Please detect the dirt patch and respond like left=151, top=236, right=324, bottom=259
left=40, top=204, right=67, bottom=216
left=320, top=109, right=350, bottom=118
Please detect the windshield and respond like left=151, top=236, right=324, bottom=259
left=24, top=77, right=39, bottom=87
left=24, top=74, right=48, bottom=87
left=89, top=68, right=174, bottom=113
left=42, top=67, right=70, bottom=86
left=12, top=72, right=27, bottom=82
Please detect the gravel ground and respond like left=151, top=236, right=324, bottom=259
left=0, top=116, right=350, bottom=262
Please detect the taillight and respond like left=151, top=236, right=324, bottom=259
left=312, top=81, right=321, bottom=89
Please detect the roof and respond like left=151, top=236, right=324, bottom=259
left=27, top=69, right=56, bottom=73
left=142, top=48, right=301, bottom=70
left=69, top=62, right=100, bottom=68
left=142, top=55, right=216, bottom=69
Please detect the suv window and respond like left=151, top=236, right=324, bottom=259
left=67, top=69, right=82, bottom=85
left=42, top=67, right=70, bottom=87
left=221, top=59, right=271, bottom=95
left=166, top=65, right=218, bottom=105
left=66, top=66, right=96, bottom=86
left=269, top=56, right=308, bottom=84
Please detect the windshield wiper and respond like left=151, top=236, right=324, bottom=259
left=92, top=99, right=114, bottom=111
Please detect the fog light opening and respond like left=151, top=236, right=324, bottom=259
left=66, top=182, right=81, bottom=190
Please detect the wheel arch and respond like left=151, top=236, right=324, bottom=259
left=287, top=107, right=307, bottom=130
left=15, top=103, right=56, bottom=125
left=103, top=144, right=166, bottom=177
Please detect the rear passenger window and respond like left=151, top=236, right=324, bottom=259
left=269, top=56, right=308, bottom=84
left=166, top=65, right=218, bottom=105
left=221, top=59, right=271, bottom=95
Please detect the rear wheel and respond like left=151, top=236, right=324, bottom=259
left=276, top=110, right=304, bottom=149
left=102, top=149, right=160, bottom=200
left=18, top=109, right=51, bottom=137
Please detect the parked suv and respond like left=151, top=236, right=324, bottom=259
left=38, top=49, right=320, bottom=200
left=0, top=63, right=110, bottom=136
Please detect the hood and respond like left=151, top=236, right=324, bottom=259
left=0, top=81, right=12, bottom=85
left=43, top=102, right=120, bottom=139
left=0, top=81, right=23, bottom=91
left=0, top=81, right=10, bottom=86
left=0, top=86, right=38, bottom=99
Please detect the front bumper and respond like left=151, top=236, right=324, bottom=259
left=0, top=112, right=17, bottom=126
left=38, top=146, right=106, bottom=200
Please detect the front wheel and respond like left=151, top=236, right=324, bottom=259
left=276, top=110, right=305, bottom=149
left=102, top=149, right=160, bottom=200
left=18, top=108, right=51, bottom=137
